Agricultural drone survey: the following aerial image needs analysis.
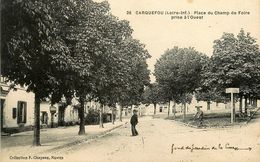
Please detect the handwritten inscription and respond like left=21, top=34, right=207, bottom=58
left=171, top=143, right=252, bottom=154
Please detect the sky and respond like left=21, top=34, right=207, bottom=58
left=96, top=0, right=260, bottom=82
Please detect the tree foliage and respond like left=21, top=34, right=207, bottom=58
left=2, top=0, right=71, bottom=99
left=143, top=83, right=162, bottom=105
left=202, top=29, right=260, bottom=99
left=1, top=0, right=150, bottom=142
left=154, top=47, right=208, bottom=119
left=154, top=47, right=209, bottom=102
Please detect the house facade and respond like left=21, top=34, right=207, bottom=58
left=1, top=77, right=35, bottom=133
left=0, top=77, right=81, bottom=133
left=0, top=76, right=119, bottom=133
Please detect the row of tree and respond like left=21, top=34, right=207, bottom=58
left=144, top=29, right=260, bottom=120
left=1, top=0, right=150, bottom=146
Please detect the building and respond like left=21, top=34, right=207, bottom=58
left=1, top=77, right=35, bottom=133
left=1, top=76, right=119, bottom=134
left=0, top=77, right=81, bottom=133
left=143, top=94, right=260, bottom=116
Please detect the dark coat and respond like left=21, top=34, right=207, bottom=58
left=130, top=114, right=138, bottom=125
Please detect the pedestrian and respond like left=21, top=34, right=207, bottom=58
left=130, top=109, right=138, bottom=136
left=193, top=106, right=203, bottom=127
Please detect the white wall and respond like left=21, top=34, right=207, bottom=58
left=64, top=105, right=78, bottom=123
left=40, top=102, right=59, bottom=125
left=40, top=102, right=80, bottom=125
left=142, top=95, right=244, bottom=115
left=2, top=88, right=35, bottom=128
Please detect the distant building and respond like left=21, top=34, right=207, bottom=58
left=142, top=94, right=259, bottom=116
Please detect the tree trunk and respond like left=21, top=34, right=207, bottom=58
left=78, top=96, right=85, bottom=135
left=51, top=112, right=54, bottom=128
left=124, top=109, right=128, bottom=116
left=245, top=95, right=248, bottom=114
left=173, top=102, right=176, bottom=118
left=153, top=103, right=157, bottom=115
left=99, top=105, right=104, bottom=128
left=131, top=105, right=133, bottom=115
left=249, top=96, right=252, bottom=106
left=253, top=98, right=257, bottom=107
left=111, top=107, right=114, bottom=124
left=207, top=101, right=210, bottom=110
left=119, top=104, right=122, bottom=122
left=183, top=102, right=186, bottom=121
left=239, top=94, right=243, bottom=113
left=168, top=100, right=170, bottom=117
left=216, top=102, right=219, bottom=107
left=233, top=95, right=236, bottom=122
left=33, top=92, right=41, bottom=146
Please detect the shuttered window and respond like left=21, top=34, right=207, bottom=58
left=17, top=101, right=27, bottom=123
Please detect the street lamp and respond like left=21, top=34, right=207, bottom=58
left=49, top=105, right=57, bottom=128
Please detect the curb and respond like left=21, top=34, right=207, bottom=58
left=41, top=122, right=127, bottom=154
left=169, top=112, right=258, bottom=130
left=169, top=119, right=200, bottom=129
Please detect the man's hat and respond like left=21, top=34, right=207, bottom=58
left=195, top=106, right=202, bottom=109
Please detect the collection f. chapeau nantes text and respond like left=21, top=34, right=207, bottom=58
left=126, top=10, right=250, bottom=20
left=9, top=156, right=64, bottom=161
left=171, top=143, right=252, bottom=154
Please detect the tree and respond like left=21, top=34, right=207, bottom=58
left=115, top=38, right=150, bottom=119
left=50, top=0, right=135, bottom=131
left=54, top=0, right=150, bottom=128
left=154, top=47, right=208, bottom=120
left=92, top=38, right=150, bottom=123
left=1, top=0, right=76, bottom=146
left=195, top=91, right=215, bottom=110
left=87, top=20, right=134, bottom=127
left=203, top=29, right=260, bottom=113
left=1, top=0, right=137, bottom=139
left=2, top=0, right=151, bottom=140
left=143, top=83, right=163, bottom=115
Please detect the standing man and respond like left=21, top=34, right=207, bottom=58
left=130, top=109, right=138, bottom=136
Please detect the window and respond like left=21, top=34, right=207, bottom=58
left=17, top=101, right=27, bottom=124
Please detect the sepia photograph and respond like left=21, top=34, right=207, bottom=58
left=1, top=0, right=260, bottom=162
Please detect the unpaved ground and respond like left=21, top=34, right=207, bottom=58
left=1, top=116, right=260, bottom=162
left=65, top=116, right=260, bottom=162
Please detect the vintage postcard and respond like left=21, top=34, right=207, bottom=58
left=1, top=0, right=260, bottom=162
